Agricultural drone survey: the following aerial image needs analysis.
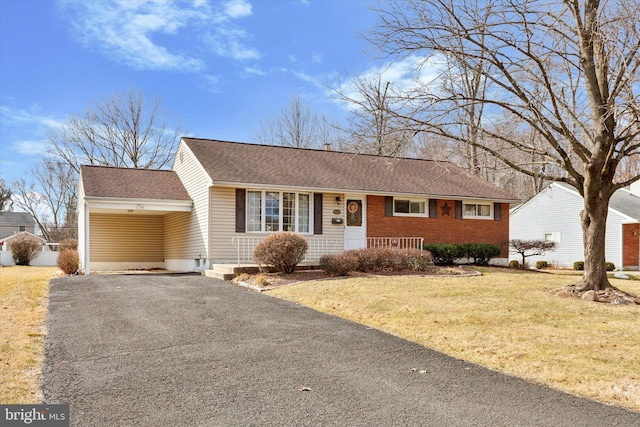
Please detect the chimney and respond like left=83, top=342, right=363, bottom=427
left=323, top=143, right=331, bottom=151
left=631, top=180, right=640, bottom=197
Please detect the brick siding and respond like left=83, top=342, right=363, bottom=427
left=366, top=196, right=510, bottom=257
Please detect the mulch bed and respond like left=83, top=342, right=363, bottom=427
left=231, top=266, right=479, bottom=291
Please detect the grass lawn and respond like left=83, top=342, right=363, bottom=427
left=268, top=267, right=640, bottom=412
left=0, top=266, right=58, bottom=403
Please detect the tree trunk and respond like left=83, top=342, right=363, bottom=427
left=577, top=182, right=612, bottom=291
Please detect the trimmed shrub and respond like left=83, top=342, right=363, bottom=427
left=605, top=262, right=615, bottom=271
left=319, top=252, right=359, bottom=277
left=254, top=232, right=308, bottom=274
left=509, top=260, right=520, bottom=268
left=59, top=238, right=78, bottom=251
left=573, top=261, right=584, bottom=271
left=403, top=248, right=433, bottom=271
left=462, top=243, right=502, bottom=266
left=8, top=234, right=42, bottom=265
left=57, top=249, right=79, bottom=274
left=535, top=260, right=548, bottom=269
left=319, top=248, right=434, bottom=276
left=423, top=243, right=463, bottom=266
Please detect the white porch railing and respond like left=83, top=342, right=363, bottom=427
left=231, top=236, right=424, bottom=264
left=367, top=237, right=424, bottom=251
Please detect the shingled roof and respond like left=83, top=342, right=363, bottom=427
left=183, top=138, right=518, bottom=202
left=81, top=165, right=191, bottom=200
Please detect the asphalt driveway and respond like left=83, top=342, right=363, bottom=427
left=42, top=274, right=640, bottom=426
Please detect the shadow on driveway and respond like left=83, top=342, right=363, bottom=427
left=42, top=275, right=640, bottom=426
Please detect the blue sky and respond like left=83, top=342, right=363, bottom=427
left=0, top=0, right=391, bottom=184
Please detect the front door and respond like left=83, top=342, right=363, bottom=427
left=344, top=195, right=366, bottom=250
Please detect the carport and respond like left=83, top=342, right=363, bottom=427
left=78, top=165, right=193, bottom=274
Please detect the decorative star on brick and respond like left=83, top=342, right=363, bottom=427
left=441, top=202, right=451, bottom=216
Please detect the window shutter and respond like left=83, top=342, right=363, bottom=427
left=429, top=199, right=438, bottom=218
left=494, top=203, right=502, bottom=220
left=235, top=189, right=246, bottom=233
left=314, top=193, right=323, bottom=235
left=455, top=200, right=463, bottom=219
left=385, top=196, right=394, bottom=216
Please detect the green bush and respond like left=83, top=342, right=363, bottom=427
left=462, top=243, right=502, bottom=266
left=8, top=234, right=42, bottom=266
left=605, top=262, right=615, bottom=271
left=509, top=260, right=520, bottom=268
left=573, top=261, right=584, bottom=271
left=535, top=260, right=548, bottom=269
left=253, top=232, right=308, bottom=274
left=57, top=249, right=79, bottom=274
left=423, top=243, right=463, bottom=266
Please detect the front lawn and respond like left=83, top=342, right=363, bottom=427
left=268, top=267, right=640, bottom=412
left=0, top=266, right=58, bottom=403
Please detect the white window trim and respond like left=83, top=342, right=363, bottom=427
left=246, top=190, right=313, bottom=234
left=544, top=232, right=561, bottom=243
left=393, top=197, right=428, bottom=217
left=462, top=201, right=493, bottom=219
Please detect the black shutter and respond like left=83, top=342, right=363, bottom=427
left=455, top=200, right=463, bottom=219
left=494, top=203, right=502, bottom=220
left=314, top=193, right=323, bottom=235
left=235, top=188, right=246, bottom=233
left=385, top=196, right=394, bottom=216
left=429, top=199, right=437, bottom=218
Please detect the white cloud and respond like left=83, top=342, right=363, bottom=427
left=13, top=140, right=50, bottom=156
left=223, top=0, right=252, bottom=19
left=0, top=105, right=61, bottom=129
left=57, top=0, right=260, bottom=71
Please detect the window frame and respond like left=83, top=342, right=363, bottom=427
left=246, top=190, right=313, bottom=234
left=392, top=197, right=428, bottom=217
left=462, top=201, right=493, bottom=219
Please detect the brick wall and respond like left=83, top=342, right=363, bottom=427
left=622, top=223, right=640, bottom=269
left=366, top=196, right=510, bottom=256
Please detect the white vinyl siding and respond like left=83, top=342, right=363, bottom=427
left=510, top=184, right=625, bottom=268
left=172, top=141, right=210, bottom=259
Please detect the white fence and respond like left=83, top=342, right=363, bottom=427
left=1, top=250, right=59, bottom=267
left=367, top=237, right=424, bottom=251
left=231, top=236, right=423, bottom=264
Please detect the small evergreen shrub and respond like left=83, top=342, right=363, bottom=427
left=605, top=262, right=615, bottom=271
left=59, top=238, right=78, bottom=251
left=319, top=253, right=359, bottom=276
left=573, top=261, right=584, bottom=271
left=254, top=232, right=308, bottom=274
left=423, top=243, right=463, bottom=266
left=509, top=260, right=520, bottom=268
left=535, top=260, right=548, bottom=269
left=57, top=249, right=79, bottom=274
left=462, top=243, right=502, bottom=266
left=9, top=234, right=42, bottom=266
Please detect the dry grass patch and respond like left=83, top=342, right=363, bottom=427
left=268, top=267, right=640, bottom=412
left=0, top=266, right=58, bottom=403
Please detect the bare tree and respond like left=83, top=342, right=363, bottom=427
left=12, top=157, right=77, bottom=241
left=0, top=179, right=12, bottom=211
left=510, top=239, right=557, bottom=267
left=256, top=96, right=339, bottom=149
left=333, top=74, right=416, bottom=156
left=47, top=88, right=182, bottom=173
left=368, top=0, right=640, bottom=291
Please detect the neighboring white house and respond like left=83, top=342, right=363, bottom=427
left=509, top=181, right=640, bottom=270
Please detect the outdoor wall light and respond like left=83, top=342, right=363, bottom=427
left=335, top=196, right=342, bottom=205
